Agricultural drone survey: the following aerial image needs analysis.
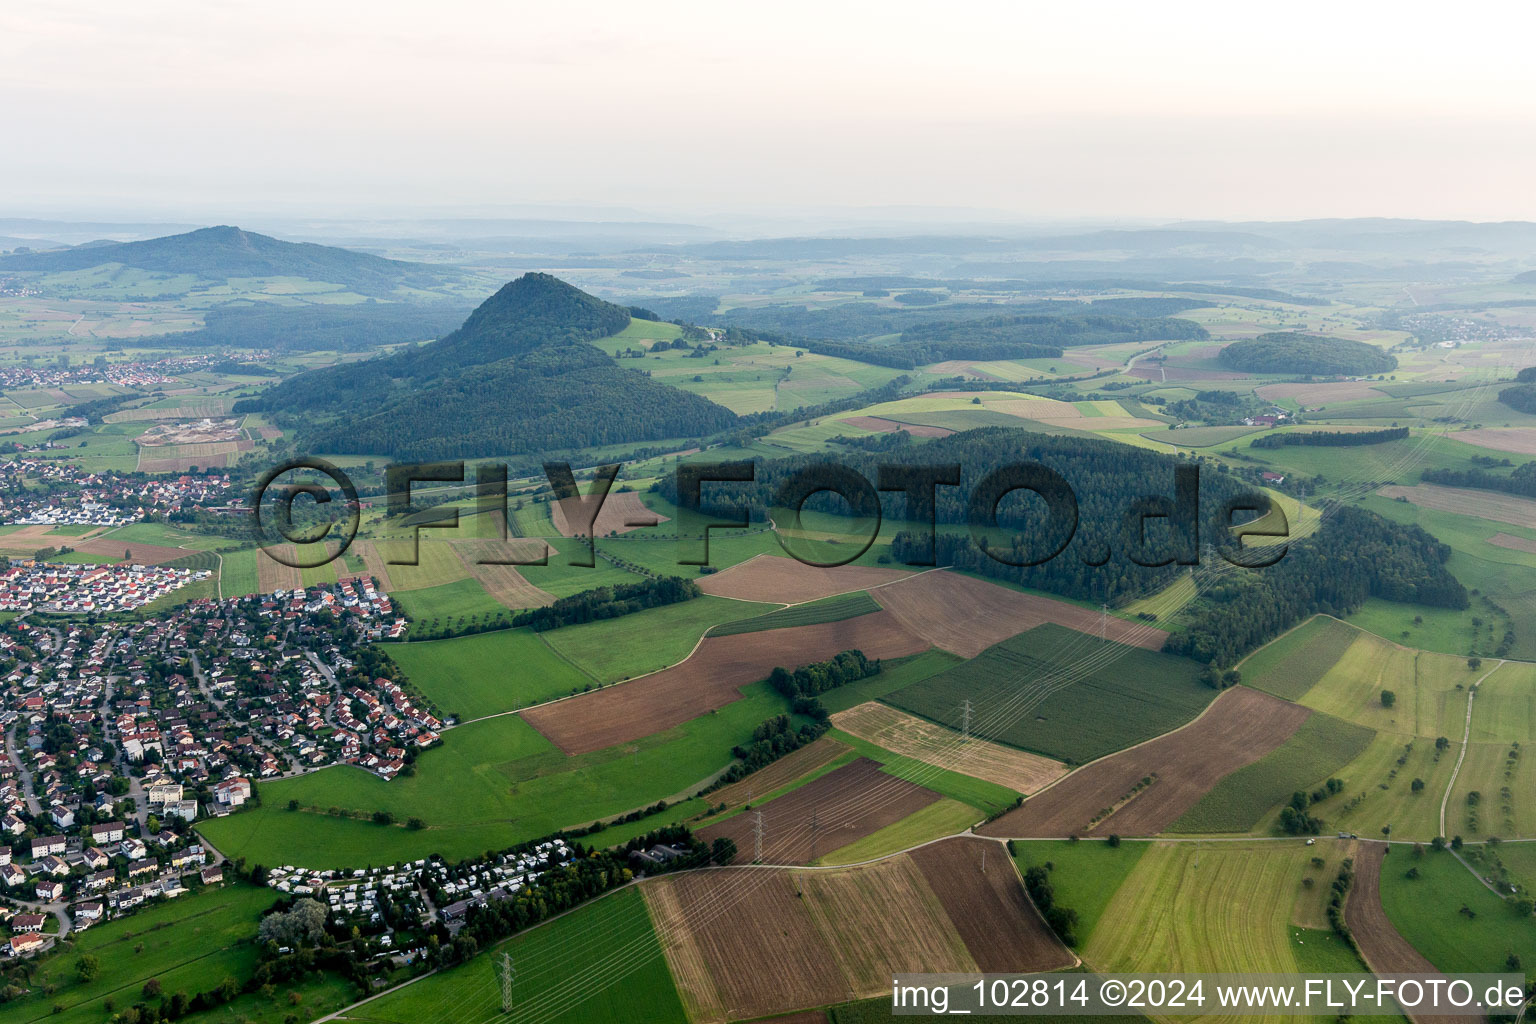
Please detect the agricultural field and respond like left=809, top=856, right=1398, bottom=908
left=830, top=701, right=1067, bottom=794
left=360, top=887, right=685, bottom=1024
left=643, top=837, right=1068, bottom=1023
left=1293, top=629, right=1482, bottom=739
left=540, top=594, right=775, bottom=682
left=1083, top=840, right=1349, bottom=985
left=696, top=758, right=944, bottom=865
left=705, top=590, right=880, bottom=636
left=1239, top=616, right=1362, bottom=701
left=198, top=682, right=802, bottom=866
left=384, top=627, right=594, bottom=720
left=980, top=687, right=1309, bottom=838
left=888, top=624, right=1213, bottom=765
left=698, top=553, right=912, bottom=606
left=0, top=883, right=302, bottom=1024
left=870, top=569, right=1168, bottom=658
left=1169, top=712, right=1375, bottom=834
left=524, top=608, right=927, bottom=755
left=1011, top=838, right=1150, bottom=948
left=1375, top=844, right=1536, bottom=977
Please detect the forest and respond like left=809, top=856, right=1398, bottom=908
left=1250, top=426, right=1409, bottom=448
left=1499, top=383, right=1536, bottom=414
left=1421, top=461, right=1536, bottom=497
left=1165, top=504, right=1466, bottom=665
left=237, top=274, right=738, bottom=459
left=1217, top=332, right=1398, bottom=375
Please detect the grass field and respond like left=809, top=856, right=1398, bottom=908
left=360, top=886, right=685, bottom=1024
left=541, top=595, right=774, bottom=682
left=705, top=590, right=878, bottom=636
left=1378, top=847, right=1536, bottom=975
left=217, top=547, right=262, bottom=597
left=1169, top=713, right=1375, bottom=833
left=0, top=883, right=295, bottom=1024
left=1302, top=732, right=1461, bottom=841
left=385, top=628, right=594, bottom=719
left=886, top=625, right=1213, bottom=765
left=1084, top=841, right=1347, bottom=988
left=393, top=576, right=510, bottom=628
left=1446, top=661, right=1536, bottom=839
left=1011, top=838, right=1149, bottom=947
left=199, top=682, right=799, bottom=866
left=817, top=649, right=964, bottom=714
left=819, top=798, right=981, bottom=865
left=1296, top=630, right=1481, bottom=739
left=1240, top=616, right=1361, bottom=701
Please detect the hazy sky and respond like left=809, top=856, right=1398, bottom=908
left=5, top=0, right=1535, bottom=224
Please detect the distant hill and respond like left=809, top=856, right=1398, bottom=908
left=1512, top=270, right=1536, bottom=285
left=238, top=273, right=738, bottom=460
left=0, top=225, right=457, bottom=296
left=1217, top=332, right=1397, bottom=376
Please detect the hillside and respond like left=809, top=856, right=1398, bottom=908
left=0, top=225, right=456, bottom=296
left=239, top=273, right=738, bottom=460
left=1217, top=332, right=1397, bottom=376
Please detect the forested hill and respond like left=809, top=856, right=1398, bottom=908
left=236, top=273, right=737, bottom=460
left=150, top=302, right=478, bottom=353
left=1217, top=332, right=1397, bottom=376
left=0, top=226, right=455, bottom=296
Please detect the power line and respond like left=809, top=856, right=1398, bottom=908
left=753, top=810, right=763, bottom=863
left=960, top=699, right=972, bottom=741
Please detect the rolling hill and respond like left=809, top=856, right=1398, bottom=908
left=0, top=225, right=456, bottom=296
left=237, top=273, right=739, bottom=460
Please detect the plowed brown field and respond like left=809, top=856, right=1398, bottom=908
left=908, top=836, right=1076, bottom=973
left=1345, top=843, right=1480, bottom=1024
left=521, top=609, right=928, bottom=754
left=978, top=687, right=1309, bottom=837
left=697, top=553, right=912, bottom=604
left=709, top=735, right=851, bottom=807
left=696, top=758, right=941, bottom=865
left=550, top=491, right=668, bottom=537
left=839, top=416, right=955, bottom=437
left=873, top=569, right=1168, bottom=657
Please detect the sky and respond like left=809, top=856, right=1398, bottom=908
left=4, top=0, right=1536, bottom=225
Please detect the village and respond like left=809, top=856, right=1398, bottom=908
left=0, top=459, right=235, bottom=526
left=0, top=573, right=439, bottom=957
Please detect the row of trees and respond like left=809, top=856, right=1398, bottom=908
left=1251, top=426, right=1409, bottom=448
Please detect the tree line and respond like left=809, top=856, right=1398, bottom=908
left=513, top=576, right=700, bottom=632
left=1217, top=332, right=1397, bottom=376
left=1251, top=426, right=1409, bottom=448
left=1421, top=461, right=1536, bottom=498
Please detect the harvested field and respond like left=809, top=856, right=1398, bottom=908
left=872, top=569, right=1168, bottom=657
left=522, top=609, right=928, bottom=754
left=450, top=539, right=555, bottom=609
left=710, top=735, right=851, bottom=807
left=0, top=525, right=64, bottom=550
left=1457, top=427, right=1536, bottom=455
left=978, top=686, right=1310, bottom=837
left=832, top=701, right=1066, bottom=794
left=1257, top=381, right=1386, bottom=404
left=255, top=425, right=282, bottom=440
left=550, top=491, right=668, bottom=537
left=696, top=758, right=942, bottom=865
left=697, top=553, right=912, bottom=605
left=839, top=415, right=955, bottom=437
left=643, top=855, right=976, bottom=1024
left=1488, top=532, right=1536, bottom=555
left=106, top=399, right=231, bottom=422
left=73, top=538, right=195, bottom=565
left=353, top=540, right=395, bottom=591
left=923, top=359, right=1010, bottom=381
left=1378, top=482, right=1536, bottom=530
left=1346, top=843, right=1478, bottom=1024
left=908, top=836, right=1076, bottom=973
left=138, top=450, right=234, bottom=472
left=135, top=418, right=243, bottom=446
left=256, top=545, right=302, bottom=593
